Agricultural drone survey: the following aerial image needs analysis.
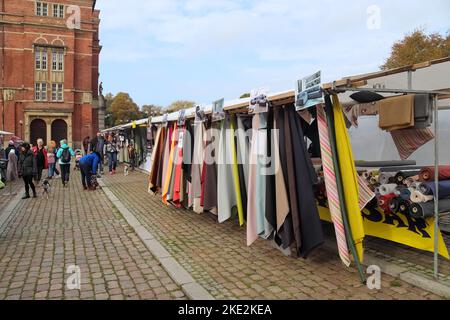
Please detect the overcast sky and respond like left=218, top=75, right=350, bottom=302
left=96, top=0, right=450, bottom=107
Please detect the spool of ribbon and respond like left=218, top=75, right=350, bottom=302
left=379, top=184, right=399, bottom=196
left=410, top=190, right=434, bottom=203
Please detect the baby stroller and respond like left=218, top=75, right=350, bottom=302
left=74, top=149, right=83, bottom=171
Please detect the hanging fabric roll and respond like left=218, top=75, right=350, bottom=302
left=286, top=105, right=323, bottom=258
left=148, top=125, right=164, bottom=194
left=162, top=123, right=178, bottom=204
left=230, top=116, right=245, bottom=226
left=332, top=94, right=365, bottom=262
left=357, top=175, right=376, bottom=210
left=191, top=118, right=206, bottom=213
left=419, top=180, right=450, bottom=199
left=273, top=107, right=295, bottom=249
left=256, top=113, right=269, bottom=238
left=167, top=125, right=179, bottom=202
left=218, top=116, right=238, bottom=223
left=410, top=198, right=450, bottom=219
left=172, top=125, right=186, bottom=207
left=203, top=121, right=220, bottom=214
left=236, top=116, right=251, bottom=220
left=317, top=104, right=351, bottom=266
left=247, top=114, right=260, bottom=246
left=159, top=124, right=171, bottom=191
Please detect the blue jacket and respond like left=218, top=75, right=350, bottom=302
left=56, top=143, right=75, bottom=165
left=79, top=153, right=100, bottom=174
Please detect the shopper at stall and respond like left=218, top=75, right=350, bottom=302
left=6, top=148, right=18, bottom=183
left=56, top=139, right=75, bottom=187
left=32, top=138, right=48, bottom=182
left=78, top=151, right=101, bottom=190
left=106, top=135, right=118, bottom=175
left=18, top=142, right=37, bottom=199
left=128, top=142, right=136, bottom=172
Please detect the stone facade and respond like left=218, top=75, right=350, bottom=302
left=0, top=0, right=101, bottom=148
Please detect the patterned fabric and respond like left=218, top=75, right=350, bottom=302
left=357, top=175, right=376, bottom=210
left=390, top=128, right=435, bottom=160
left=317, top=105, right=351, bottom=267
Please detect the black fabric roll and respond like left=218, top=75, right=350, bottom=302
left=394, top=170, right=421, bottom=184
left=410, top=198, right=450, bottom=219
left=355, top=160, right=416, bottom=168
left=274, top=107, right=294, bottom=249
left=265, top=108, right=277, bottom=232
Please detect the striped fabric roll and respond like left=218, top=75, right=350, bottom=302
left=390, top=128, right=435, bottom=161
left=357, top=175, right=376, bottom=210
left=317, top=105, right=351, bottom=267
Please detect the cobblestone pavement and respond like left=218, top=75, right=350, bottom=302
left=102, top=168, right=442, bottom=300
left=0, top=170, right=185, bottom=300
left=0, top=180, right=22, bottom=210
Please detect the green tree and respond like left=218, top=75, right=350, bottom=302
left=142, top=104, right=163, bottom=118
left=109, top=92, right=141, bottom=125
left=240, top=93, right=250, bottom=99
left=104, top=93, right=115, bottom=127
left=381, top=29, right=450, bottom=70
left=165, top=100, right=196, bottom=113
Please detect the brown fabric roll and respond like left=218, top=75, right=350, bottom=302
left=379, top=95, right=415, bottom=131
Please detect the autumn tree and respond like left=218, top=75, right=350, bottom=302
left=142, top=104, right=164, bottom=117
left=381, top=29, right=450, bottom=70
left=166, top=100, right=196, bottom=113
left=104, top=93, right=115, bottom=127
left=240, top=93, right=250, bottom=99
left=109, top=92, right=141, bottom=125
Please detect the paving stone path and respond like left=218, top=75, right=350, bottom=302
left=101, top=169, right=442, bottom=300
left=0, top=171, right=185, bottom=300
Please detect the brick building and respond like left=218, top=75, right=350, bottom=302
left=0, top=0, right=102, bottom=148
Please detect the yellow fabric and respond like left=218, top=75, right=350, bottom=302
left=333, top=94, right=365, bottom=261
left=318, top=206, right=449, bottom=259
left=162, top=123, right=177, bottom=204
left=230, top=118, right=245, bottom=226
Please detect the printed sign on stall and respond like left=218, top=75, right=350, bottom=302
left=212, top=98, right=225, bottom=122
left=249, top=88, right=269, bottom=114
left=296, top=71, right=324, bottom=111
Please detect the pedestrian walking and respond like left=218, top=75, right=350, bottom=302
left=47, top=141, right=57, bottom=179
left=79, top=152, right=101, bottom=190
left=56, top=139, right=75, bottom=187
left=18, top=142, right=37, bottom=199
left=32, top=138, right=48, bottom=182
left=106, top=135, right=118, bottom=175
left=83, top=136, right=90, bottom=155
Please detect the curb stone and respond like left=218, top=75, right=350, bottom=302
left=323, top=239, right=450, bottom=298
left=99, top=178, right=215, bottom=301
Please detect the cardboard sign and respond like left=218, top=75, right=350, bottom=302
left=296, top=71, right=324, bottom=110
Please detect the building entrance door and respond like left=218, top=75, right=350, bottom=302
left=30, top=119, right=47, bottom=146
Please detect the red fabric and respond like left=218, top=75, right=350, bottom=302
left=378, top=194, right=396, bottom=214
left=172, top=127, right=185, bottom=207
left=32, top=146, right=48, bottom=169
left=419, top=166, right=450, bottom=182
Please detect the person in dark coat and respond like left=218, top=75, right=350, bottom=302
left=5, top=140, right=19, bottom=160
left=18, top=142, right=38, bottom=199
left=90, top=132, right=105, bottom=176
